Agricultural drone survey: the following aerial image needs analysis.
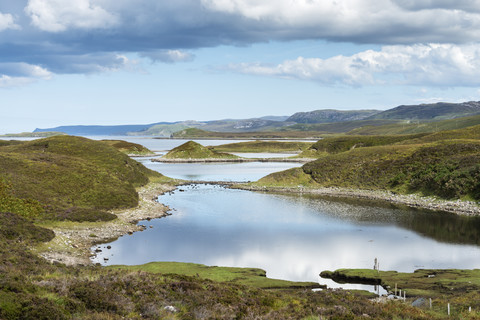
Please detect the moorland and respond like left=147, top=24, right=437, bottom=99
left=3, top=102, right=480, bottom=319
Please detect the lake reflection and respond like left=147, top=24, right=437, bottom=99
left=93, top=184, right=480, bottom=288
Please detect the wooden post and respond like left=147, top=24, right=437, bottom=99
left=469, top=306, right=471, bottom=313
left=429, top=298, right=432, bottom=309
left=394, top=283, right=397, bottom=297
left=448, top=303, right=450, bottom=316
left=403, top=290, right=406, bottom=301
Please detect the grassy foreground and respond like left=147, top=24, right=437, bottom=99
left=110, top=262, right=320, bottom=289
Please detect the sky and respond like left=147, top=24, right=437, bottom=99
left=2, top=0, right=480, bottom=133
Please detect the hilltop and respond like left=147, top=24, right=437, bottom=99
left=0, top=135, right=163, bottom=222
left=162, top=140, right=239, bottom=160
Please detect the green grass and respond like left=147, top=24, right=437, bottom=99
left=109, top=262, right=320, bottom=289
left=348, top=114, right=480, bottom=135
left=162, top=140, right=239, bottom=159
left=297, top=133, right=428, bottom=157
left=211, top=140, right=313, bottom=153
left=254, top=137, right=480, bottom=201
left=171, top=127, right=325, bottom=139
left=0, top=132, right=66, bottom=138
left=321, top=268, right=480, bottom=298
left=101, top=139, right=154, bottom=155
left=0, top=135, right=163, bottom=222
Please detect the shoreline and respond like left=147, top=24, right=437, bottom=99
left=233, top=184, right=480, bottom=216
left=36, top=181, right=176, bottom=266
left=152, top=157, right=314, bottom=163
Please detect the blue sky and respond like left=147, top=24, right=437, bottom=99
left=1, top=1, right=480, bottom=133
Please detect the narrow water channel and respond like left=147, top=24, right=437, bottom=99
left=93, top=184, right=480, bottom=290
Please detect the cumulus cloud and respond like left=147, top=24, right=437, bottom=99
left=225, top=44, right=480, bottom=87
left=0, top=62, right=52, bottom=87
left=25, top=0, right=118, bottom=32
left=1, top=0, right=480, bottom=87
left=140, top=50, right=195, bottom=63
left=0, top=12, right=20, bottom=31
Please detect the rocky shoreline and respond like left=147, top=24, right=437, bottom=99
left=234, top=185, right=480, bottom=216
left=152, top=157, right=314, bottom=163
left=37, top=181, right=176, bottom=266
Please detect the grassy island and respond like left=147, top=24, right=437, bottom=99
left=162, top=140, right=240, bottom=160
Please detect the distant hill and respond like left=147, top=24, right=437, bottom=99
left=287, top=109, right=380, bottom=124
left=368, top=101, right=480, bottom=121
left=33, top=123, right=166, bottom=136
left=31, top=100, right=480, bottom=136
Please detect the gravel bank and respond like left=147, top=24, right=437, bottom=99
left=38, top=181, right=176, bottom=266
left=235, top=185, right=480, bottom=216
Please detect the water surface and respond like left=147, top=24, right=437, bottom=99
left=93, top=184, right=480, bottom=289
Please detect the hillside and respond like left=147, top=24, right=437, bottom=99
left=296, top=133, right=429, bottom=157
left=171, top=127, right=325, bottom=139
left=368, top=101, right=480, bottom=121
left=287, top=109, right=380, bottom=123
left=162, top=141, right=239, bottom=159
left=0, top=136, right=163, bottom=222
left=101, top=139, right=154, bottom=155
left=212, top=140, right=313, bottom=153
left=254, top=126, right=480, bottom=202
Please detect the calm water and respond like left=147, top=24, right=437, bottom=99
left=93, top=184, right=480, bottom=289
left=136, top=157, right=302, bottom=181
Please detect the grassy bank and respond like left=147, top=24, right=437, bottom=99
left=211, top=140, right=313, bottom=153
left=110, top=262, right=321, bottom=289
left=1, top=214, right=462, bottom=319
left=249, top=126, right=480, bottom=209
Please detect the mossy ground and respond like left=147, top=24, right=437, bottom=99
left=110, top=262, right=320, bottom=289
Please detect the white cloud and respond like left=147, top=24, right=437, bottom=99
left=140, top=50, right=195, bottom=63
left=25, top=0, right=118, bottom=32
left=200, top=0, right=480, bottom=43
left=0, top=12, right=20, bottom=31
left=0, top=63, right=52, bottom=87
left=225, top=44, right=480, bottom=87
left=0, top=62, right=52, bottom=79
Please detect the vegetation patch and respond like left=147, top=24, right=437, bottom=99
left=212, top=140, right=313, bottom=153
left=101, top=139, right=154, bottom=155
left=171, top=127, right=325, bottom=139
left=297, top=133, right=428, bottom=157
left=162, top=140, right=239, bottom=159
left=321, top=268, right=480, bottom=299
left=110, top=262, right=320, bottom=289
left=0, top=135, right=162, bottom=222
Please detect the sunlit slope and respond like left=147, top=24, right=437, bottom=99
left=255, top=128, right=480, bottom=201
left=0, top=135, right=163, bottom=221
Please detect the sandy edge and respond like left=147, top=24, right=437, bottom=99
left=234, top=185, right=480, bottom=216
left=37, top=181, right=176, bottom=266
